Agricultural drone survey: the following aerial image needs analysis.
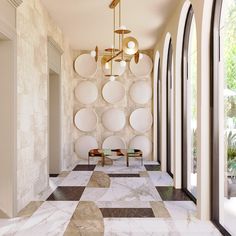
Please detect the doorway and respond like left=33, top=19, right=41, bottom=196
left=182, top=6, right=198, bottom=201
left=48, top=70, right=61, bottom=175
left=0, top=34, right=16, bottom=216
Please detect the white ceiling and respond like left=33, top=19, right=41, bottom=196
left=41, top=0, right=179, bottom=50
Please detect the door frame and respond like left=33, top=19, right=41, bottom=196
left=181, top=5, right=197, bottom=203
left=210, top=0, right=231, bottom=235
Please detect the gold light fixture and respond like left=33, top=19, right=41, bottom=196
left=91, top=0, right=142, bottom=80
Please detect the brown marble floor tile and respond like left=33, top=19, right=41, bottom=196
left=139, top=171, right=149, bottom=177
left=17, top=201, right=44, bottom=218
left=156, top=186, right=191, bottom=201
left=108, top=174, right=140, bottom=177
left=0, top=209, right=9, bottom=219
left=100, top=208, right=155, bottom=218
left=64, top=201, right=104, bottom=236
left=73, top=165, right=96, bottom=171
left=150, top=201, right=171, bottom=218
left=145, top=165, right=161, bottom=171
left=87, top=171, right=110, bottom=188
left=47, top=187, right=85, bottom=201
left=58, top=171, right=70, bottom=178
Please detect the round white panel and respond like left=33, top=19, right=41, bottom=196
left=129, top=136, right=152, bottom=158
left=75, top=81, right=98, bottom=104
left=74, top=109, right=97, bottom=132
left=130, top=108, right=153, bottom=133
left=75, top=136, right=98, bottom=159
left=102, top=108, right=126, bottom=132
left=74, top=54, right=98, bottom=78
left=130, top=54, right=153, bottom=77
left=103, top=60, right=126, bottom=76
left=102, top=81, right=125, bottom=104
left=130, top=81, right=152, bottom=104
left=102, top=136, right=126, bottom=149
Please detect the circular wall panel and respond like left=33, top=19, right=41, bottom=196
left=74, top=109, right=97, bottom=132
left=75, top=81, right=98, bottom=104
left=74, top=54, right=98, bottom=78
left=130, top=81, right=152, bottom=104
left=130, top=108, right=153, bottom=133
left=103, top=60, right=126, bottom=76
left=102, top=108, right=126, bottom=132
left=102, top=136, right=126, bottom=149
left=129, top=136, right=152, bottom=158
left=130, top=54, right=153, bottom=77
left=75, top=136, right=98, bottom=159
left=102, top=81, right=125, bottom=104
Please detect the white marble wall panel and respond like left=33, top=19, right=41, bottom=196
left=16, top=0, right=76, bottom=212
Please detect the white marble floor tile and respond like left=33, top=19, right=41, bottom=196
left=148, top=171, right=174, bottom=186
left=95, top=201, right=151, bottom=208
left=14, top=201, right=78, bottom=236
left=59, top=171, right=93, bottom=186
left=81, top=177, right=162, bottom=202
left=95, top=163, right=145, bottom=174
left=104, top=218, right=179, bottom=235
left=164, top=201, right=197, bottom=220
left=172, top=220, right=222, bottom=235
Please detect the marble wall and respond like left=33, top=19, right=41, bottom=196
left=16, top=0, right=76, bottom=212
left=72, top=50, right=154, bottom=161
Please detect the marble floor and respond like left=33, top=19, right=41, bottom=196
left=0, top=158, right=221, bottom=236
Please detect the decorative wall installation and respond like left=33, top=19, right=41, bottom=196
left=130, top=108, right=153, bottom=133
left=74, top=54, right=97, bottom=78
left=75, top=81, right=98, bottom=104
left=129, top=135, right=152, bottom=158
left=102, top=136, right=126, bottom=149
left=73, top=50, right=153, bottom=161
left=102, top=108, right=126, bottom=132
left=75, top=136, right=98, bottom=159
left=74, top=108, right=97, bottom=132
left=130, top=81, right=152, bottom=104
left=102, top=81, right=125, bottom=104
left=102, top=60, right=126, bottom=77
left=130, top=54, right=153, bottom=77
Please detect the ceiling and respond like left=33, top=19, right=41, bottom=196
left=41, top=0, right=179, bottom=50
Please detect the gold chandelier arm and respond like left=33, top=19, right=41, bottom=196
left=106, top=50, right=123, bottom=63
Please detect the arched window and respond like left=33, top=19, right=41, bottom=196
left=182, top=5, right=197, bottom=200
left=212, top=0, right=236, bottom=235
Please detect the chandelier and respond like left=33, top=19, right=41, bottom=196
left=90, top=0, right=143, bottom=81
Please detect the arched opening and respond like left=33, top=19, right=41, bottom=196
left=153, top=51, right=161, bottom=163
left=212, top=0, right=236, bottom=234
left=182, top=5, right=198, bottom=201
left=166, top=40, right=174, bottom=177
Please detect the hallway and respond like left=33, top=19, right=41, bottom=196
left=0, top=159, right=220, bottom=235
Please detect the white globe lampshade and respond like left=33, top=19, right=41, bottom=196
left=110, top=75, right=116, bottom=81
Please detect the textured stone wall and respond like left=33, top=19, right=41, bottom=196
left=16, top=0, right=76, bottom=212
left=72, top=50, right=154, bottom=161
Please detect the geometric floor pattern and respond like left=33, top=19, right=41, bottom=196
left=0, top=158, right=222, bottom=235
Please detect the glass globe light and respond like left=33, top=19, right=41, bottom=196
left=139, top=53, right=144, bottom=60
left=90, top=50, right=96, bottom=58
left=128, top=41, right=135, bottom=49
left=105, top=62, right=109, bottom=69
left=120, top=60, right=126, bottom=67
